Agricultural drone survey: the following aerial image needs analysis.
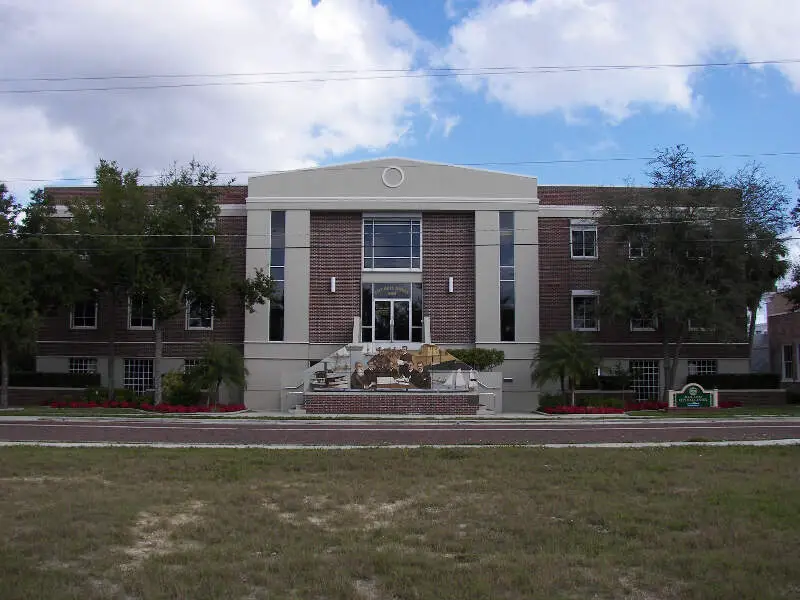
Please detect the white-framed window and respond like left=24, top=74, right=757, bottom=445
left=628, top=235, right=647, bottom=258
left=186, top=298, right=213, bottom=330
left=571, top=291, right=599, bottom=331
left=570, top=222, right=597, bottom=259
left=688, top=359, right=718, bottom=376
left=783, top=345, right=794, bottom=380
left=688, top=319, right=713, bottom=332
left=363, top=216, right=422, bottom=270
left=128, top=293, right=154, bottom=330
left=123, top=358, right=153, bottom=394
left=183, top=359, right=201, bottom=374
left=68, top=357, right=97, bottom=374
left=630, top=360, right=660, bottom=400
left=630, top=314, right=657, bottom=331
left=70, top=299, right=98, bottom=329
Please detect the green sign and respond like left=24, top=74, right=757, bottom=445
left=672, top=383, right=715, bottom=408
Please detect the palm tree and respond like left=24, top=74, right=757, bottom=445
left=531, top=332, right=598, bottom=406
left=190, top=343, right=248, bottom=408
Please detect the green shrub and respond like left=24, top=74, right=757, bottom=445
left=576, top=396, right=624, bottom=409
left=537, top=392, right=568, bottom=409
left=162, top=370, right=205, bottom=406
left=84, top=387, right=138, bottom=403
left=687, top=373, right=780, bottom=390
left=10, top=372, right=101, bottom=388
left=447, top=349, right=505, bottom=371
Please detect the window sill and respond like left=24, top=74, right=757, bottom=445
left=362, top=268, right=423, bottom=273
left=571, top=256, right=598, bottom=261
left=186, top=327, right=214, bottom=331
left=70, top=326, right=98, bottom=330
left=572, top=327, right=600, bottom=332
left=128, top=326, right=155, bottom=331
left=630, top=328, right=657, bottom=332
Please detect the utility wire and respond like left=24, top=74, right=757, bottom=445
left=2, top=58, right=798, bottom=93
left=5, top=150, right=800, bottom=184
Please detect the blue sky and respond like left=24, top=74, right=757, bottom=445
left=2, top=0, right=799, bottom=201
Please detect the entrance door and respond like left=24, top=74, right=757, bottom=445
left=374, top=300, right=411, bottom=343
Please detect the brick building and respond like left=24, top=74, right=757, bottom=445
left=766, top=292, right=800, bottom=383
left=36, top=158, right=749, bottom=411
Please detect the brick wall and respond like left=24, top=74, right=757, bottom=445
left=36, top=213, right=246, bottom=360
left=422, top=213, right=475, bottom=344
left=303, top=392, right=479, bottom=415
left=538, top=216, right=748, bottom=360
left=309, top=212, right=362, bottom=344
left=768, top=312, right=800, bottom=375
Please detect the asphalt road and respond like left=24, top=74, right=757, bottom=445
left=1, top=417, right=800, bottom=447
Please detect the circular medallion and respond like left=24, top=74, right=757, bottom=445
left=381, top=166, right=405, bottom=188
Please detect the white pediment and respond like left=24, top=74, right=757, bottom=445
left=247, top=157, right=537, bottom=201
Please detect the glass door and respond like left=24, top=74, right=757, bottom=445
left=374, top=301, right=391, bottom=342
left=373, top=299, right=411, bottom=343
left=392, top=300, right=411, bottom=342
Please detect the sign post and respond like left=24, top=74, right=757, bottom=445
left=668, top=383, right=717, bottom=409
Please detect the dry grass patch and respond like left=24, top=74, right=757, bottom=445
left=0, top=446, right=799, bottom=599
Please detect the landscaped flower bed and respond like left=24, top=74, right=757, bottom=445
left=44, top=400, right=247, bottom=413
left=540, top=399, right=744, bottom=414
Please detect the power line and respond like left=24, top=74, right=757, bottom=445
left=2, top=58, right=798, bottom=94
left=5, top=150, right=800, bottom=184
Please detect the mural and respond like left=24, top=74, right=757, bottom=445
left=308, top=343, right=478, bottom=392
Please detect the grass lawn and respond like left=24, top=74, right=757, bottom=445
left=1, top=447, right=799, bottom=599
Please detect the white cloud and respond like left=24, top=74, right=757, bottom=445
left=443, top=0, right=800, bottom=121
left=0, top=0, right=436, bottom=196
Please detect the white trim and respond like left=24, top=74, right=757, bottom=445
left=185, top=298, right=214, bottom=331
left=630, top=316, right=657, bottom=332
left=69, top=299, right=98, bottom=330
left=127, top=294, right=155, bottom=330
left=381, top=166, right=405, bottom=188
left=571, top=291, right=600, bottom=332
left=569, top=223, right=598, bottom=260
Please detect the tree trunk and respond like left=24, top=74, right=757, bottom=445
left=661, top=335, right=670, bottom=404
left=747, top=305, right=758, bottom=351
left=663, top=337, right=686, bottom=404
left=153, top=324, right=163, bottom=404
left=0, top=339, right=9, bottom=409
left=107, top=293, right=117, bottom=401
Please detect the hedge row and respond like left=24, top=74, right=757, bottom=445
left=9, top=372, right=102, bottom=388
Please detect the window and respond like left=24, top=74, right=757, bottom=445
left=269, top=210, right=285, bottom=341
left=128, top=294, right=154, bottom=329
left=124, top=359, right=153, bottom=394
left=630, top=314, right=657, bottom=331
left=630, top=360, right=660, bottom=400
left=500, top=211, right=515, bottom=342
left=572, top=292, right=599, bottom=331
left=783, top=345, right=794, bottom=380
left=186, top=298, right=213, bottom=330
left=688, top=359, right=718, bottom=376
left=570, top=223, right=597, bottom=259
left=363, top=216, right=421, bottom=270
left=69, top=357, right=97, bottom=374
left=70, top=299, right=98, bottom=329
left=183, top=359, right=201, bottom=374
left=628, top=235, right=646, bottom=258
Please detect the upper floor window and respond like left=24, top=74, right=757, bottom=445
left=70, top=299, right=98, bottom=329
left=630, top=313, right=657, bottom=331
left=269, top=210, right=285, bottom=341
left=186, top=297, right=213, bottom=330
left=363, top=216, right=421, bottom=270
left=570, top=222, right=597, bottom=259
left=128, top=293, right=154, bottom=330
left=499, top=211, right=515, bottom=342
left=628, top=235, right=647, bottom=258
left=572, top=291, right=599, bottom=331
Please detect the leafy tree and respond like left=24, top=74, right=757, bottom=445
left=188, top=342, right=248, bottom=408
left=531, top=331, right=598, bottom=406
left=67, top=161, right=149, bottom=399
left=447, top=348, right=505, bottom=371
left=598, top=144, right=747, bottom=401
left=137, top=160, right=274, bottom=404
left=0, top=185, right=38, bottom=407
left=727, top=162, right=790, bottom=348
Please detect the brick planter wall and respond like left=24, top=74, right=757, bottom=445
left=303, top=392, right=480, bottom=415
left=8, top=387, right=87, bottom=407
